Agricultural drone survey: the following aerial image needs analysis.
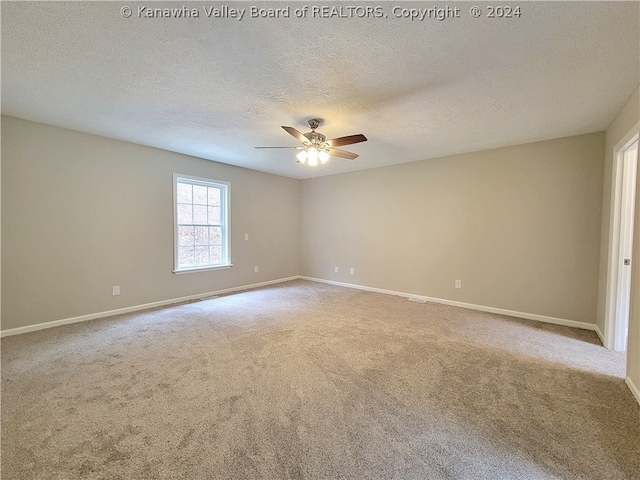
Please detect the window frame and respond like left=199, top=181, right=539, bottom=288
left=173, top=173, right=232, bottom=274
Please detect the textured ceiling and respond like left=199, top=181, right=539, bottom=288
left=2, top=2, right=639, bottom=179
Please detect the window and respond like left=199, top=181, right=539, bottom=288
left=173, top=174, right=230, bottom=273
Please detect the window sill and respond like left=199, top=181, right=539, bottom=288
left=173, top=264, right=233, bottom=274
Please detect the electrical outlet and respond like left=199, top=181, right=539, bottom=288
left=334, top=267, right=339, bottom=273
left=245, top=233, right=249, bottom=240
left=254, top=266, right=259, bottom=273
left=112, top=286, right=120, bottom=296
left=350, top=268, right=355, bottom=275
left=455, top=280, right=462, bottom=289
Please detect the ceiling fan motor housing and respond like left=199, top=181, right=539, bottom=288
left=304, top=119, right=327, bottom=148
left=303, top=131, right=326, bottom=145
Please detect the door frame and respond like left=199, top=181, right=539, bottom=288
left=604, top=123, right=640, bottom=350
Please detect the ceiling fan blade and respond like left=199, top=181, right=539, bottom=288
left=282, top=126, right=311, bottom=145
left=255, top=146, right=303, bottom=149
left=328, top=148, right=359, bottom=160
left=327, top=134, right=367, bottom=147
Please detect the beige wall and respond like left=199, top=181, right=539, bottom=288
left=301, top=133, right=605, bottom=324
left=1, top=116, right=300, bottom=331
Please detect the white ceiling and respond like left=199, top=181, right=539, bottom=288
left=2, top=2, right=639, bottom=179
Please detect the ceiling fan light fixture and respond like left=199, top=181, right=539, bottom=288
left=308, top=146, right=319, bottom=165
left=319, top=150, right=330, bottom=164
left=296, top=150, right=308, bottom=163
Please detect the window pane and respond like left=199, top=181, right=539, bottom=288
left=177, top=204, right=192, bottom=224
left=178, top=246, right=195, bottom=265
left=178, top=226, right=194, bottom=246
left=194, top=226, right=208, bottom=245
left=193, top=185, right=208, bottom=205
left=177, top=183, right=192, bottom=203
left=208, top=206, right=221, bottom=224
left=195, top=246, right=209, bottom=264
left=175, top=176, right=228, bottom=270
left=209, top=227, right=222, bottom=245
left=193, top=205, right=207, bottom=224
left=209, top=246, right=222, bottom=263
left=208, top=187, right=220, bottom=206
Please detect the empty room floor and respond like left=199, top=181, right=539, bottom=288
left=2, top=280, right=639, bottom=479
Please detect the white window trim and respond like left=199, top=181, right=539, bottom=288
left=173, top=173, right=232, bottom=273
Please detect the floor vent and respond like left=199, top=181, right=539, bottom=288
left=408, top=297, right=427, bottom=304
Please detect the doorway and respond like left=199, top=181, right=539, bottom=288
left=605, top=132, right=640, bottom=351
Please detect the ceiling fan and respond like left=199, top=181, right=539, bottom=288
left=255, top=119, right=367, bottom=166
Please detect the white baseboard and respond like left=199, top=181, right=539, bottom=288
left=300, top=276, right=597, bottom=332
left=625, top=376, right=640, bottom=406
left=0, top=275, right=599, bottom=337
left=0, top=276, right=299, bottom=338
left=594, top=324, right=605, bottom=345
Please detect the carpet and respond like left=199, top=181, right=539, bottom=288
left=2, top=279, right=639, bottom=479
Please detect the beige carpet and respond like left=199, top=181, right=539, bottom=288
left=2, top=279, right=639, bottom=479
